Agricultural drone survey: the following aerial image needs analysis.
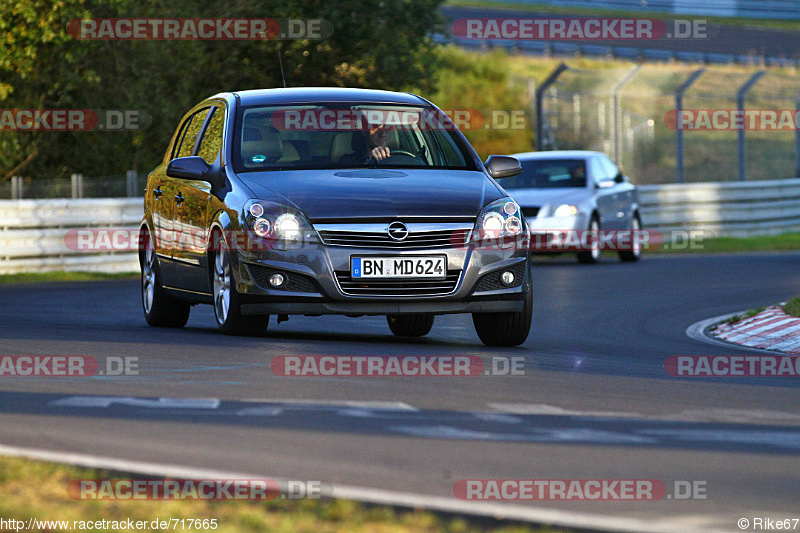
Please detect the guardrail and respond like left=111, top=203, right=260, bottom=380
left=471, top=0, right=800, bottom=20
left=1, top=182, right=799, bottom=274
left=0, top=198, right=142, bottom=274
left=639, top=178, right=800, bottom=237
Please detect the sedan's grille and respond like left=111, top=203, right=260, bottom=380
left=335, top=270, right=461, bottom=296
left=522, top=207, right=540, bottom=218
left=318, top=229, right=470, bottom=249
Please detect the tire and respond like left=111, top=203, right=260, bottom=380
left=577, top=215, right=601, bottom=264
left=212, top=236, right=269, bottom=336
left=619, top=215, right=642, bottom=262
left=472, top=286, right=532, bottom=347
left=387, top=314, right=434, bottom=337
left=141, top=229, right=190, bottom=328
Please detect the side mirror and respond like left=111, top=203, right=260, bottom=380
left=167, top=156, right=211, bottom=180
left=615, top=172, right=626, bottom=183
left=485, top=155, right=522, bottom=179
left=596, top=179, right=616, bottom=189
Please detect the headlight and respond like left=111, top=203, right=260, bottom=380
left=243, top=200, right=318, bottom=243
left=475, top=198, right=525, bottom=239
left=552, top=204, right=579, bottom=217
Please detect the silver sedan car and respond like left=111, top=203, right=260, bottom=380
left=502, top=151, right=641, bottom=263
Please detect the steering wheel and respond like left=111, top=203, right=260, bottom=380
left=371, top=149, right=423, bottom=165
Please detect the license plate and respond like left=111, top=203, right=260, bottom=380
left=351, top=256, right=447, bottom=279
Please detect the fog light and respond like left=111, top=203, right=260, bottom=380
left=268, top=273, right=286, bottom=287
left=500, top=271, right=515, bottom=286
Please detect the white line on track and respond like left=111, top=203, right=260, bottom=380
left=0, top=443, right=724, bottom=533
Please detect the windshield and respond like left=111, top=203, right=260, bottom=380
left=233, top=104, right=477, bottom=173
left=502, top=159, right=587, bottom=189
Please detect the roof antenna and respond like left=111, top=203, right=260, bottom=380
left=277, top=41, right=287, bottom=88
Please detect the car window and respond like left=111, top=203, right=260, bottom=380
left=588, top=157, right=606, bottom=185
left=234, top=104, right=476, bottom=172
left=175, top=108, right=211, bottom=159
left=197, top=107, right=225, bottom=164
left=502, top=159, right=587, bottom=189
left=599, top=156, right=620, bottom=181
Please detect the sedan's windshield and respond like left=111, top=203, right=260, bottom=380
left=502, top=159, right=587, bottom=189
left=233, top=104, right=477, bottom=172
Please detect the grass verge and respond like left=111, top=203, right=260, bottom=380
left=0, top=455, right=565, bottom=533
left=782, top=297, right=800, bottom=317
left=649, top=232, right=800, bottom=254
left=0, top=272, right=138, bottom=284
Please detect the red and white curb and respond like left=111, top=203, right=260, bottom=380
left=710, top=305, right=800, bottom=354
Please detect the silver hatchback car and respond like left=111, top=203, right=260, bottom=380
left=502, top=151, right=641, bottom=263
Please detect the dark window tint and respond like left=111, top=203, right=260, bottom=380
left=502, top=159, right=587, bottom=189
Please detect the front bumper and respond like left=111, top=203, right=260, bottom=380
left=229, top=239, right=529, bottom=316
left=527, top=213, right=589, bottom=253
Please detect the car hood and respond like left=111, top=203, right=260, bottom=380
left=237, top=168, right=503, bottom=220
left=504, top=187, right=589, bottom=208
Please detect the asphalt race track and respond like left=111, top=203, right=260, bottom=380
left=1, top=253, right=799, bottom=531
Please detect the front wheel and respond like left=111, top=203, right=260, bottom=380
left=618, top=215, right=642, bottom=262
left=212, top=239, right=269, bottom=336
left=577, top=216, right=601, bottom=264
left=472, top=287, right=532, bottom=347
left=141, top=230, right=190, bottom=328
left=387, top=314, right=434, bottom=337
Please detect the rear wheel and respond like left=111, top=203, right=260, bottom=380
left=212, top=238, right=269, bottom=336
left=577, top=216, right=601, bottom=264
left=387, top=314, right=434, bottom=337
left=141, top=230, right=190, bottom=328
left=619, top=215, right=642, bottom=262
left=472, top=286, right=532, bottom=347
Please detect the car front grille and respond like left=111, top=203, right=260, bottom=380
left=314, top=221, right=474, bottom=250
left=335, top=270, right=461, bottom=296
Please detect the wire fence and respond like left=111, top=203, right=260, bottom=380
left=2, top=172, right=147, bottom=200
left=534, top=62, right=800, bottom=184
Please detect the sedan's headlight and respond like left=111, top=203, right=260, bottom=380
left=474, top=198, right=525, bottom=239
left=243, top=200, right=318, bottom=243
left=551, top=204, right=579, bottom=217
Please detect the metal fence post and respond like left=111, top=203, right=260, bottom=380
left=535, top=62, right=569, bottom=151
left=611, top=65, right=641, bottom=163
left=71, top=173, right=83, bottom=199
left=11, top=176, right=22, bottom=200
left=675, top=69, right=705, bottom=183
left=796, top=96, right=800, bottom=178
left=736, top=71, right=765, bottom=181
left=126, top=170, right=138, bottom=197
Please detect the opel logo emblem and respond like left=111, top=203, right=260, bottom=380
left=387, top=221, right=409, bottom=241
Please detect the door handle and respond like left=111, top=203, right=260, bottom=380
left=174, top=193, right=185, bottom=204
left=153, top=187, right=163, bottom=199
